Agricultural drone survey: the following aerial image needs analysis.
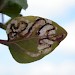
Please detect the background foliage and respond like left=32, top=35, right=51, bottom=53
left=0, top=0, right=28, bottom=18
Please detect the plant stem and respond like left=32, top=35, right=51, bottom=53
left=2, top=13, right=4, bottom=24
left=0, top=23, right=6, bottom=30
left=0, top=39, right=8, bottom=45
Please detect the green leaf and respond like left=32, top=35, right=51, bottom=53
left=8, top=38, right=45, bottom=63
left=0, top=16, right=67, bottom=63
left=10, top=0, right=28, bottom=9
left=0, top=0, right=28, bottom=18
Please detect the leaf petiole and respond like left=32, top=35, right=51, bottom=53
left=0, top=39, right=8, bottom=45
left=0, top=23, right=6, bottom=30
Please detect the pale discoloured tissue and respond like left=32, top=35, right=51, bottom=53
left=35, top=18, right=46, bottom=26
left=42, top=48, right=52, bottom=54
left=46, top=19, right=52, bottom=24
left=39, top=24, right=53, bottom=36
left=40, top=39, right=54, bottom=45
left=21, top=22, right=33, bottom=36
left=6, top=16, right=57, bottom=57
left=38, top=44, right=50, bottom=50
left=48, top=30, right=56, bottom=35
left=26, top=51, right=41, bottom=57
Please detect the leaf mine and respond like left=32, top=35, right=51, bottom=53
left=5, top=16, right=67, bottom=63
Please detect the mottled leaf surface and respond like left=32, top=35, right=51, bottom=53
left=4, top=16, right=67, bottom=63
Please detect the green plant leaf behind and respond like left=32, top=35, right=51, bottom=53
left=0, top=0, right=28, bottom=18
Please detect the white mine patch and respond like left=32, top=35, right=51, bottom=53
left=21, top=22, right=33, bottom=36
left=6, top=20, right=17, bottom=34
left=42, top=48, right=52, bottom=54
left=46, top=19, right=52, bottom=24
left=6, top=16, right=58, bottom=57
left=39, top=25, right=53, bottom=36
left=36, top=19, right=46, bottom=26
left=38, top=44, right=49, bottom=50
left=29, top=19, right=46, bottom=34
left=42, top=39, right=54, bottom=44
left=48, top=30, right=56, bottom=35
left=26, top=51, right=41, bottom=57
